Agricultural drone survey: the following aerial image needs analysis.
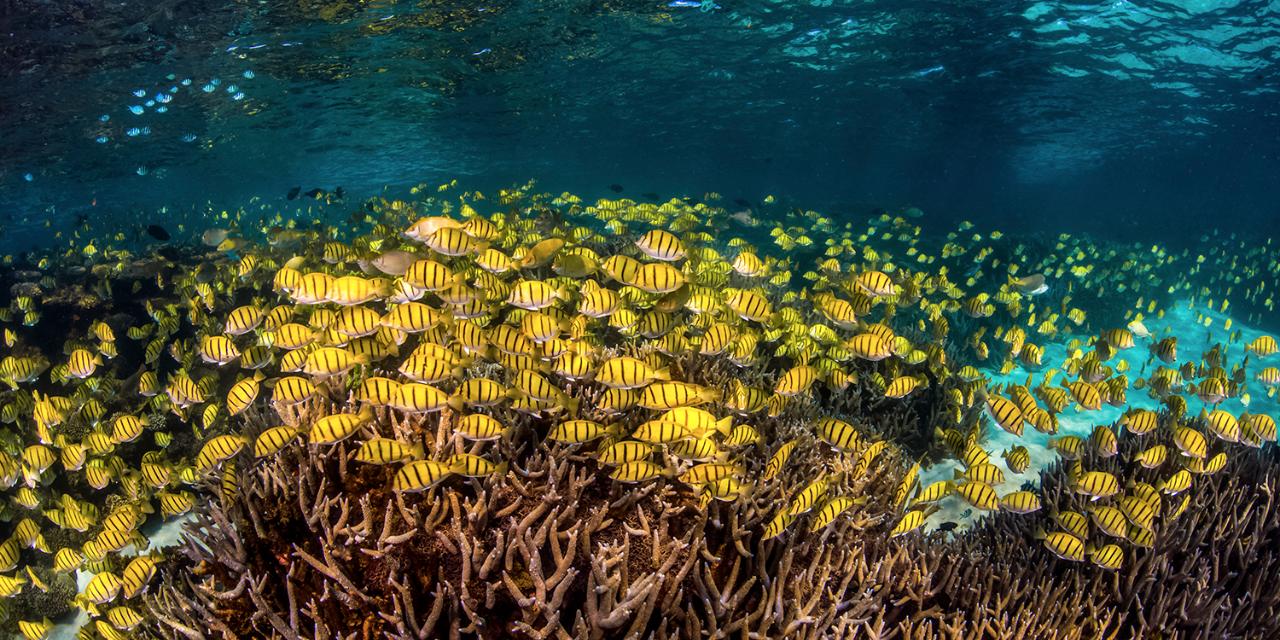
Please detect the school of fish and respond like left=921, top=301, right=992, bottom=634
left=0, top=178, right=1278, bottom=637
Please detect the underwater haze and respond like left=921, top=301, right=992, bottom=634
left=3, top=0, right=1279, bottom=249
left=6, top=2, right=1280, bottom=640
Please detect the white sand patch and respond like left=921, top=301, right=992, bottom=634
left=48, top=514, right=192, bottom=639
left=916, top=297, right=1278, bottom=532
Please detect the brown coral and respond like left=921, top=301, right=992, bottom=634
left=147, top=388, right=1280, bottom=640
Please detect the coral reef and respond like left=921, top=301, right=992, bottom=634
left=147, top=386, right=1280, bottom=639
left=0, top=189, right=1264, bottom=639
left=952, top=434, right=1280, bottom=638
left=1, top=570, right=76, bottom=627
left=147, top=378, right=921, bottom=639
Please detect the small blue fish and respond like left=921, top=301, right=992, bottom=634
left=243, top=70, right=255, bottom=79
left=129, top=105, right=145, bottom=115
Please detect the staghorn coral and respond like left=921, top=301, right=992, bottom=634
left=146, top=380, right=930, bottom=639
left=884, top=431, right=1280, bottom=639
left=146, top=388, right=1280, bottom=640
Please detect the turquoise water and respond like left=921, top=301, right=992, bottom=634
left=3, top=0, right=1278, bottom=249
left=922, top=296, right=1280, bottom=531
left=4, top=2, right=1280, bottom=638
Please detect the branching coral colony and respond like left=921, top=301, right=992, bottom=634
left=0, top=185, right=1277, bottom=640
left=149, top=395, right=1280, bottom=639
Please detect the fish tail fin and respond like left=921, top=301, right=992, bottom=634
left=438, top=306, right=456, bottom=332
left=715, top=416, right=733, bottom=438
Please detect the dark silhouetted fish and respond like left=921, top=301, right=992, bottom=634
left=156, top=246, right=180, bottom=261
left=608, top=184, right=624, bottom=193
left=734, top=198, right=751, bottom=208
left=299, top=186, right=347, bottom=202
left=146, top=225, right=170, bottom=241
left=287, top=186, right=301, bottom=200
left=641, top=192, right=659, bottom=201
left=937, top=521, right=958, bottom=532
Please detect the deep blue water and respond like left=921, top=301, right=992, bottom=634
left=2, top=0, right=1278, bottom=251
